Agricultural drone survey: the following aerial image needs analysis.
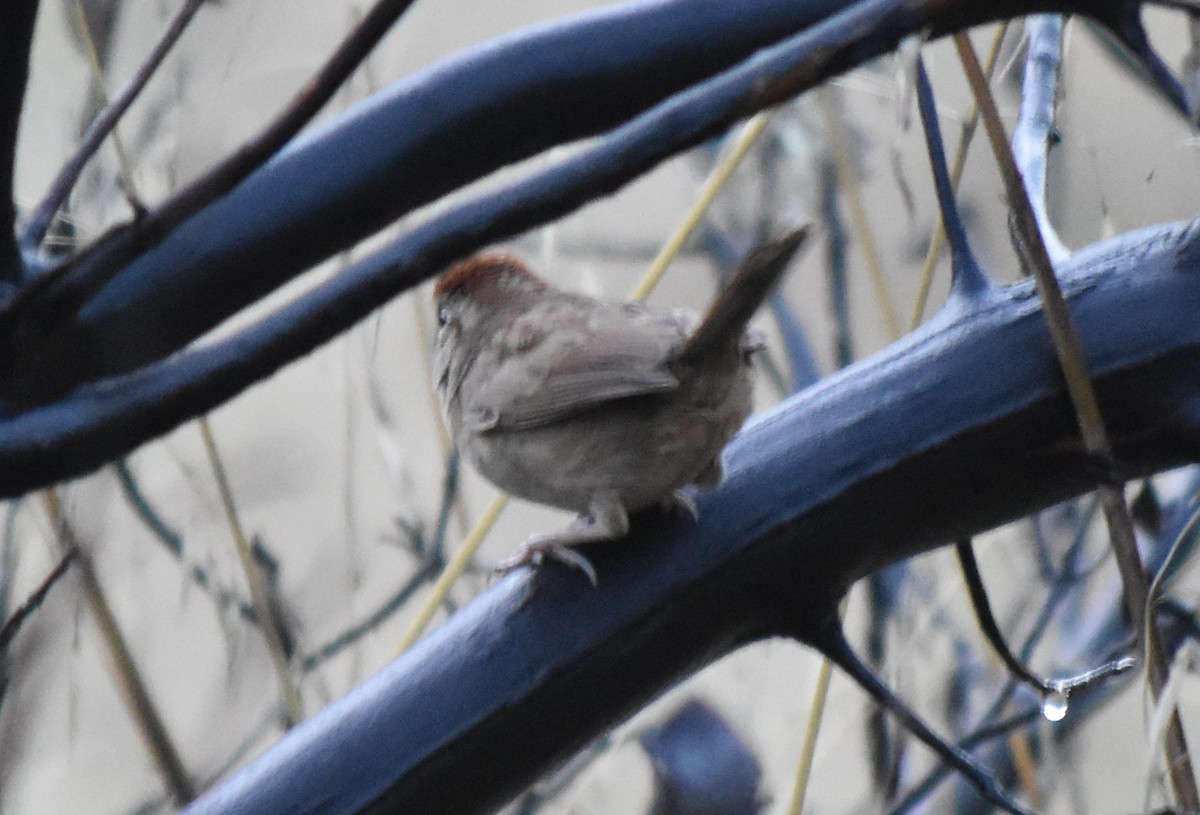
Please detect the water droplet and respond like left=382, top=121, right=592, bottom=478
left=1041, top=688, right=1069, bottom=722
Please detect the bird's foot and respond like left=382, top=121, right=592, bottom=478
left=494, top=495, right=627, bottom=588
left=494, top=536, right=599, bottom=587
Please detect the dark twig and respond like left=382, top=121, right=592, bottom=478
left=893, top=474, right=1198, bottom=812
left=820, top=161, right=854, bottom=369
left=114, top=458, right=184, bottom=555
left=12, top=0, right=1183, bottom=412
left=955, top=538, right=1135, bottom=696
left=429, top=450, right=459, bottom=562
left=892, top=482, right=1137, bottom=812
left=0, top=0, right=39, bottom=288
left=20, top=0, right=209, bottom=255
left=0, top=0, right=1031, bottom=494
left=178, top=210, right=1200, bottom=813
left=10, top=0, right=421, bottom=330
left=887, top=703, right=1043, bottom=815
left=0, top=500, right=16, bottom=712
left=1097, top=2, right=1195, bottom=116
left=301, top=558, right=441, bottom=673
left=42, top=490, right=195, bottom=804
left=956, top=31, right=1199, bottom=809
left=910, top=22, right=1010, bottom=330
left=1023, top=507, right=1100, bottom=665
left=0, top=548, right=77, bottom=651
left=302, top=450, right=460, bottom=671
left=113, top=459, right=259, bottom=626
left=913, top=57, right=991, bottom=300
left=817, top=620, right=1038, bottom=815
left=891, top=559, right=1122, bottom=815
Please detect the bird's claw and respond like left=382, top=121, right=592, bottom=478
left=669, top=489, right=699, bottom=521
left=494, top=540, right=599, bottom=587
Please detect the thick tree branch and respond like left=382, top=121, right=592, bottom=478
left=179, top=217, right=1200, bottom=815
left=3, top=3, right=1196, bottom=812
left=0, top=0, right=1192, bottom=494
left=0, top=0, right=852, bottom=400
left=0, top=0, right=1186, bottom=406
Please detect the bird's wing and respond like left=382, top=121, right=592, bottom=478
left=464, top=301, right=693, bottom=432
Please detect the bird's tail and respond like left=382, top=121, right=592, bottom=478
left=672, top=224, right=811, bottom=367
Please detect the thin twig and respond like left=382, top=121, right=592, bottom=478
left=68, top=0, right=144, bottom=218
left=631, top=112, right=772, bottom=301
left=892, top=499, right=1130, bottom=813
left=42, top=490, right=195, bottom=804
left=113, top=459, right=261, bottom=626
left=784, top=658, right=835, bottom=815
left=818, top=88, right=902, bottom=339
left=0, top=548, right=77, bottom=651
left=955, top=537, right=1135, bottom=695
left=198, top=417, right=303, bottom=727
left=19, top=0, right=420, bottom=316
left=21, top=0, right=207, bottom=253
left=888, top=705, right=1043, bottom=815
left=954, top=31, right=1199, bottom=810
left=303, top=454, right=460, bottom=671
left=909, top=22, right=1010, bottom=329
left=393, top=494, right=507, bottom=655
left=302, top=556, right=440, bottom=672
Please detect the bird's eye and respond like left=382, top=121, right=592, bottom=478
left=438, top=307, right=451, bottom=327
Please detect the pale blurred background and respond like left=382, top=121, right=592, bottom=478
left=4, top=2, right=1199, bottom=813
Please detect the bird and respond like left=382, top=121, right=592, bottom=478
left=432, top=226, right=809, bottom=584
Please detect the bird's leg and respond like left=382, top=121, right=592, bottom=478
left=494, top=493, right=628, bottom=587
left=691, top=455, right=724, bottom=489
